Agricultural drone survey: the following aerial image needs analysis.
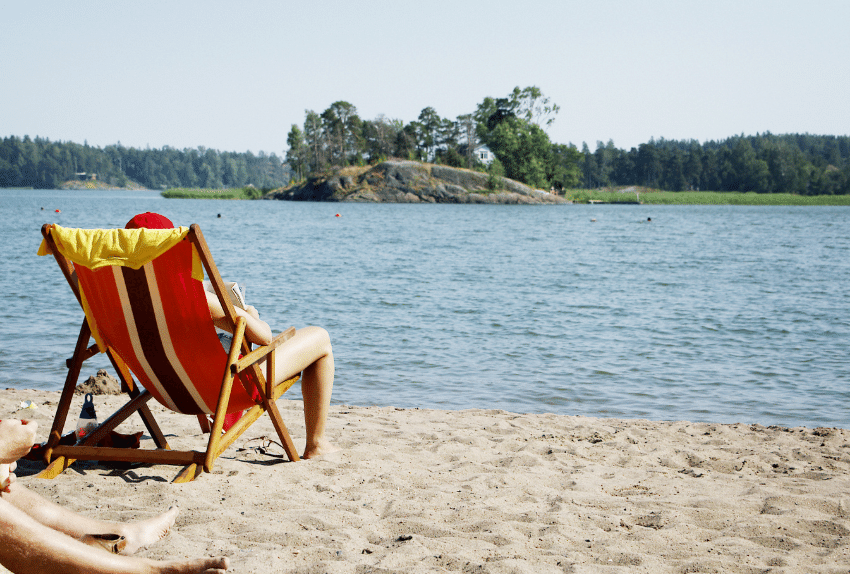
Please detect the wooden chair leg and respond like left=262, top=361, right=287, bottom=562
left=174, top=464, right=204, bottom=483
left=265, top=399, right=299, bottom=462
left=44, top=319, right=92, bottom=461
left=137, top=404, right=170, bottom=449
left=246, top=355, right=300, bottom=462
left=196, top=415, right=212, bottom=434
left=37, top=456, right=74, bottom=480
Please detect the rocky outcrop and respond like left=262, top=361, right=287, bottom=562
left=264, top=161, right=568, bottom=204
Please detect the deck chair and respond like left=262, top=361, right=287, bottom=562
left=36, top=222, right=301, bottom=482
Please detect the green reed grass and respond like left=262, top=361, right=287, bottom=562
left=162, top=187, right=264, bottom=199
left=566, top=189, right=850, bottom=206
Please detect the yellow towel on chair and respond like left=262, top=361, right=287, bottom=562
left=38, top=225, right=190, bottom=270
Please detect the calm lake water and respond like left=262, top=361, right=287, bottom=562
left=1, top=189, right=848, bottom=428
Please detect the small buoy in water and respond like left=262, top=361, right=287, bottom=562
left=335, top=213, right=341, bottom=218
left=591, top=218, right=596, bottom=222
left=55, top=209, right=61, bottom=213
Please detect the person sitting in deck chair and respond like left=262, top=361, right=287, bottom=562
left=123, top=212, right=338, bottom=460
left=0, top=419, right=229, bottom=574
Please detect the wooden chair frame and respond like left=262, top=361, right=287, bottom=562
left=37, top=223, right=300, bottom=482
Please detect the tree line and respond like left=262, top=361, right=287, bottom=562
left=286, top=88, right=849, bottom=195
left=580, top=134, right=850, bottom=195
left=0, top=136, right=290, bottom=190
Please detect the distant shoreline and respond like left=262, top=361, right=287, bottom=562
left=570, top=189, right=850, bottom=206
left=162, top=187, right=850, bottom=206
left=58, top=180, right=148, bottom=191
left=169, top=160, right=850, bottom=206
left=5, top=186, right=847, bottom=206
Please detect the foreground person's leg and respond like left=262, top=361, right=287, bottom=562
left=0, top=497, right=228, bottom=574
left=2, top=484, right=178, bottom=555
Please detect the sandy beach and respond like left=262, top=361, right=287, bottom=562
left=2, top=387, right=849, bottom=573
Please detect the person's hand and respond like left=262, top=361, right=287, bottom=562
left=0, top=419, right=38, bottom=464
left=1, top=461, right=17, bottom=492
left=243, top=305, right=261, bottom=320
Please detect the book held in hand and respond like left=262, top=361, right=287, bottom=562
left=203, top=280, right=247, bottom=310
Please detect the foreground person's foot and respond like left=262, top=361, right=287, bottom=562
left=120, top=505, right=180, bottom=555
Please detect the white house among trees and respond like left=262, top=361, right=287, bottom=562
left=474, top=144, right=496, bottom=165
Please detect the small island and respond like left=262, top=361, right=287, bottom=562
left=265, top=161, right=567, bottom=204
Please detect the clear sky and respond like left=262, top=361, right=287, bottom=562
left=3, top=1, right=848, bottom=155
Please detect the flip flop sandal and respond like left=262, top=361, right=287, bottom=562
left=79, top=533, right=127, bottom=554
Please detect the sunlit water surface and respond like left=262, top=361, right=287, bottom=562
left=2, top=189, right=848, bottom=428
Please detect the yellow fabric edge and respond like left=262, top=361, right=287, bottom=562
left=39, top=225, right=190, bottom=270
left=36, top=237, right=51, bottom=257
left=192, top=245, right=203, bottom=282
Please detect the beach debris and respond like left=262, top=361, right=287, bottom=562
left=18, top=400, right=38, bottom=410
left=678, top=468, right=703, bottom=478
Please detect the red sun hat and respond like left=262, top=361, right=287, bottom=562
left=125, top=212, right=174, bottom=230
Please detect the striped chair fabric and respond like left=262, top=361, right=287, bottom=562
left=74, top=238, right=260, bottom=415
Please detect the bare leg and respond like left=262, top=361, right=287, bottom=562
left=0, top=497, right=228, bottom=574
left=2, top=484, right=178, bottom=555
left=300, top=333, right=337, bottom=459
left=269, top=326, right=339, bottom=459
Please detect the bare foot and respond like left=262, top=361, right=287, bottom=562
left=156, top=556, right=229, bottom=574
left=302, top=439, right=340, bottom=459
left=119, top=505, right=180, bottom=555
